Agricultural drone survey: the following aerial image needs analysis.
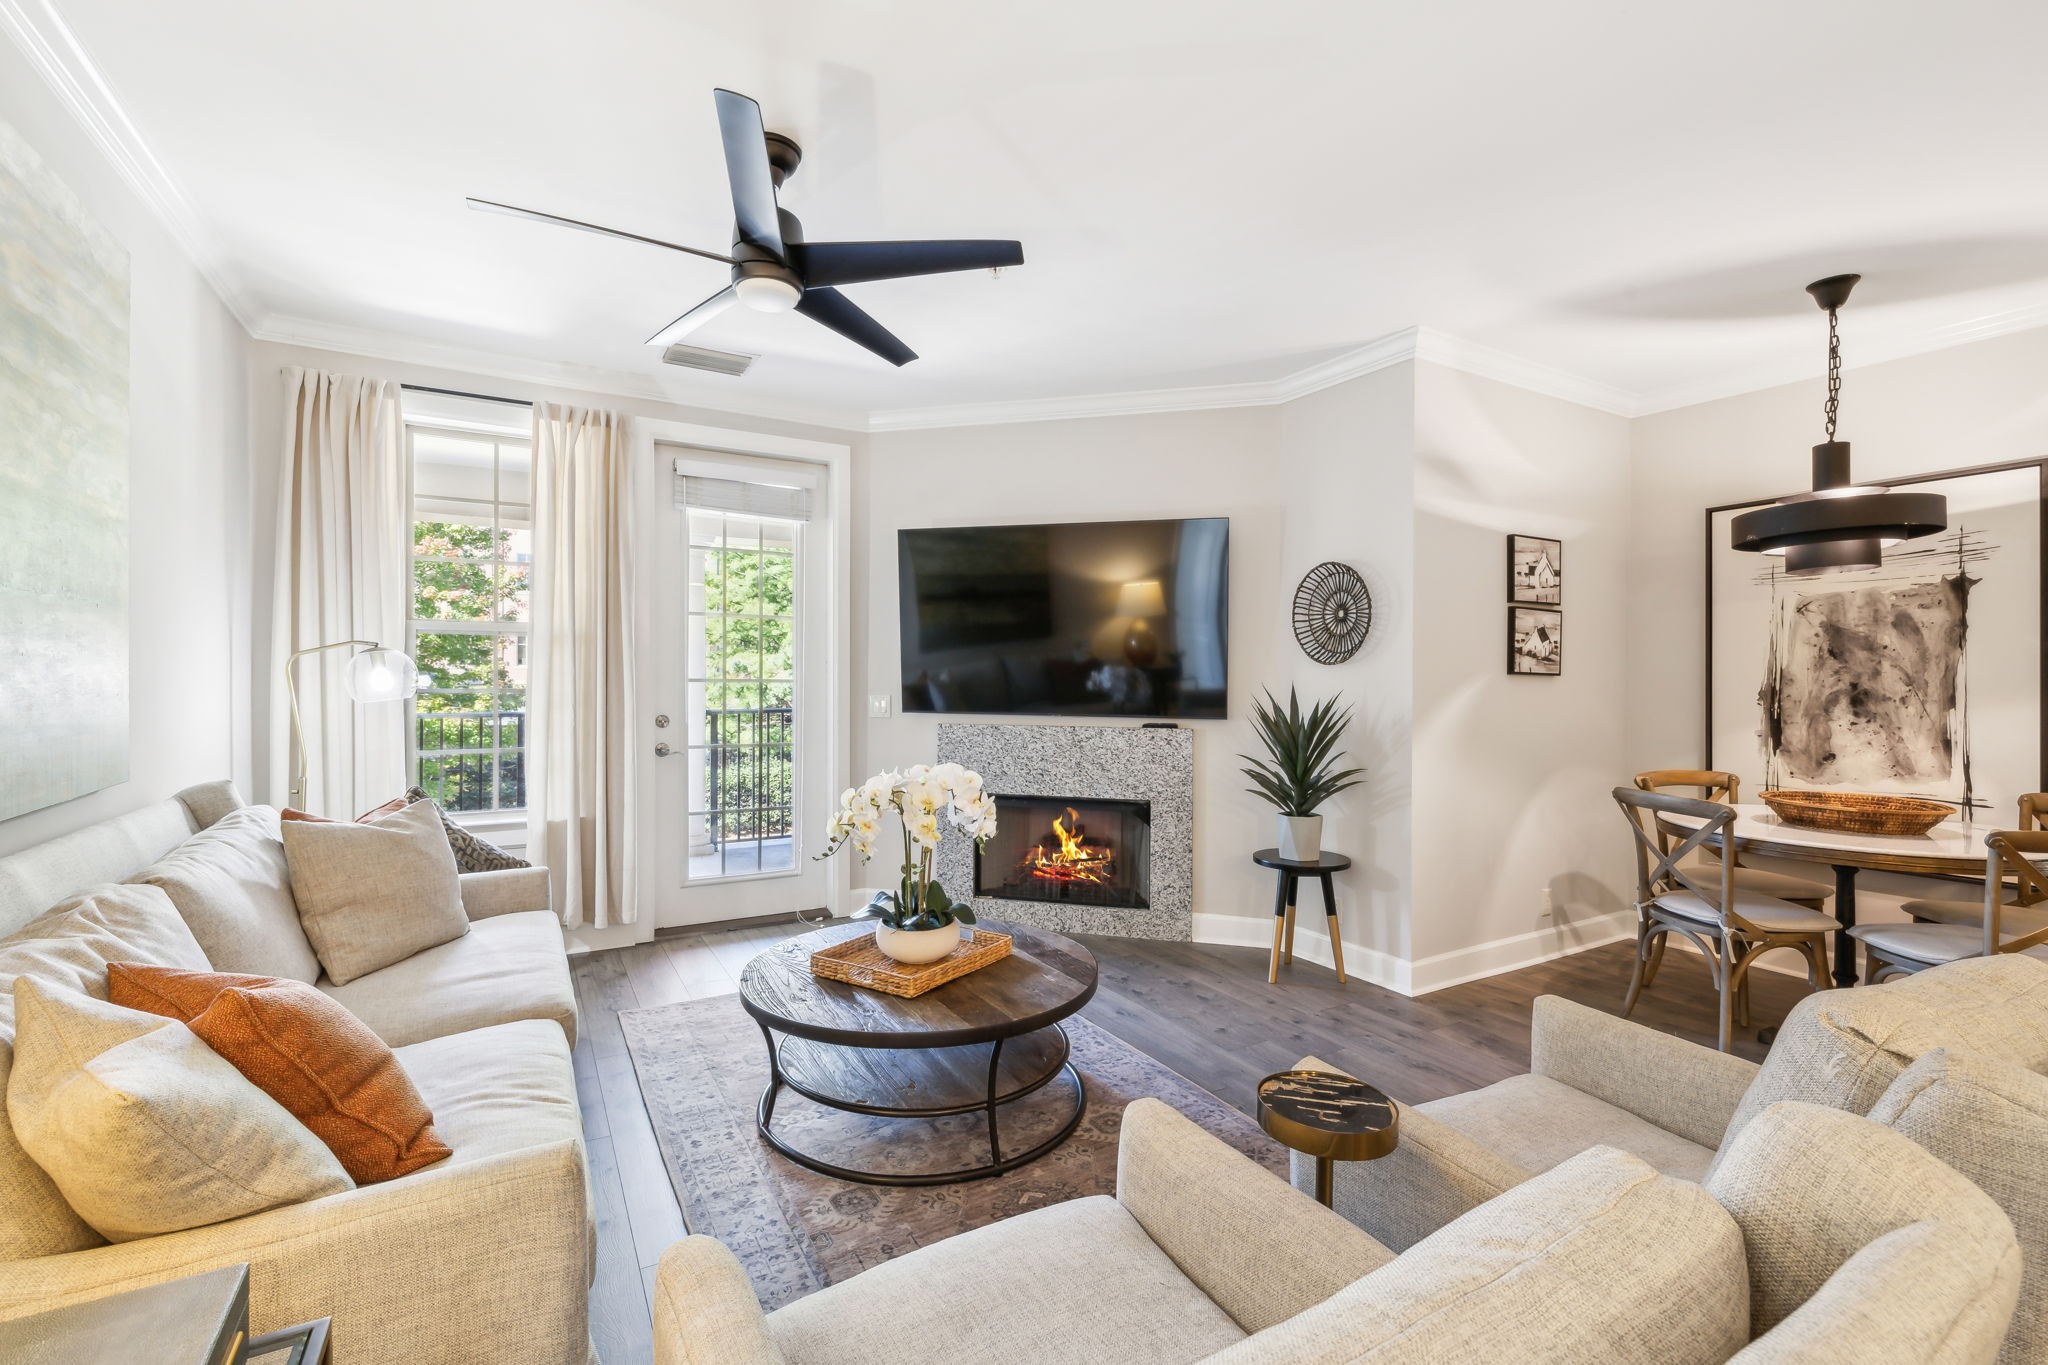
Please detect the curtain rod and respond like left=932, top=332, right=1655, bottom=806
left=401, top=382, right=533, bottom=408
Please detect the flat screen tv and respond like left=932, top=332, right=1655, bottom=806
left=898, top=517, right=1228, bottom=719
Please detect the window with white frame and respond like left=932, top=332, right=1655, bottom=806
left=408, top=425, right=532, bottom=812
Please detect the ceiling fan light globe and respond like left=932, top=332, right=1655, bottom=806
left=735, top=275, right=801, bottom=313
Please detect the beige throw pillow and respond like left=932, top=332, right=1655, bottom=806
left=282, top=800, right=469, bottom=985
left=132, top=805, right=322, bottom=983
left=7, top=978, right=352, bottom=1241
left=1711, top=954, right=2048, bottom=1175
left=0, top=883, right=211, bottom=1260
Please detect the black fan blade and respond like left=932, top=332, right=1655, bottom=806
left=466, top=198, right=733, bottom=265
left=713, top=89, right=785, bottom=257
left=790, top=239, right=1024, bottom=287
left=794, top=287, right=917, bottom=366
left=645, top=286, right=739, bottom=347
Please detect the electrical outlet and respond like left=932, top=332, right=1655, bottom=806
left=868, top=694, right=892, bottom=718
left=1538, top=887, right=1555, bottom=919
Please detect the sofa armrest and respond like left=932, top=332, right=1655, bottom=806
left=653, top=1236, right=788, bottom=1365
left=0, top=1139, right=591, bottom=1365
left=461, top=865, right=553, bottom=920
left=1291, top=1055, right=1530, bottom=1253
left=1529, top=995, right=1759, bottom=1149
left=1116, top=1096, right=1391, bottom=1333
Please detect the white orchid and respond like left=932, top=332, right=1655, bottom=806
left=818, top=764, right=999, bottom=930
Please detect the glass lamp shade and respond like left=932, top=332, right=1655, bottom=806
left=344, top=647, right=419, bottom=703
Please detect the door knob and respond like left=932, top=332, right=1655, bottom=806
left=654, top=742, right=674, bottom=757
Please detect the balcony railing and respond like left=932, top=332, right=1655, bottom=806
left=705, top=705, right=794, bottom=842
left=416, top=710, right=525, bottom=812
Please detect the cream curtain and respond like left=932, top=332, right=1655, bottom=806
left=267, top=368, right=409, bottom=816
left=529, top=402, right=638, bottom=928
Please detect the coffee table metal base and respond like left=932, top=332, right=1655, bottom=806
left=753, top=1021, right=1088, bottom=1186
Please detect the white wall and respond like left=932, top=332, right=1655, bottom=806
left=1628, top=324, right=2048, bottom=936
left=858, top=367, right=1419, bottom=978
left=1409, top=363, right=1636, bottom=988
left=0, top=39, right=251, bottom=858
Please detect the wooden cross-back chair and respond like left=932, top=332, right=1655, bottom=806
left=1892, top=792, right=2048, bottom=933
left=1855, top=826, right=2048, bottom=982
left=1632, top=770, right=1831, bottom=910
left=1613, top=787, right=1839, bottom=1052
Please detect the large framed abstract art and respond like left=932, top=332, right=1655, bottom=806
left=1705, top=459, right=2047, bottom=823
left=0, top=119, right=130, bottom=821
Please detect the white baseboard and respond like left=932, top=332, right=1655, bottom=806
left=1191, top=912, right=1414, bottom=994
left=1404, top=911, right=1637, bottom=995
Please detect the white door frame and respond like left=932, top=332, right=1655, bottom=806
left=566, top=416, right=852, bottom=954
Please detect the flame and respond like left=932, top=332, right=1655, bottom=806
left=1021, top=807, right=1116, bottom=885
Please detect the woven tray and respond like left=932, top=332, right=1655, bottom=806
left=810, top=928, right=1013, bottom=998
left=1759, top=789, right=1954, bottom=837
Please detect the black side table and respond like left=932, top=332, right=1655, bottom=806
left=1253, top=849, right=1352, bottom=984
left=1257, top=1068, right=1399, bottom=1206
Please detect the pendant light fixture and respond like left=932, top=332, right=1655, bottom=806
left=1729, top=275, right=1945, bottom=573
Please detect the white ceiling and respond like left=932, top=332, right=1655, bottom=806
left=18, top=0, right=2048, bottom=427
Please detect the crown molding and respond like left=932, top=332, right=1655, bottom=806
left=1408, top=327, right=1638, bottom=416
left=0, top=0, right=261, bottom=329
left=248, top=312, right=872, bottom=434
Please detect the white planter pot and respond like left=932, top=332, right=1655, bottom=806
left=1277, top=814, right=1323, bottom=863
left=874, top=921, right=964, bottom=964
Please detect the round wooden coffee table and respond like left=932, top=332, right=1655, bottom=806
left=738, top=920, right=1098, bottom=1186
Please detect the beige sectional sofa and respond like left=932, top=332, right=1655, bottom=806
left=652, top=1095, right=2020, bottom=1364
left=0, top=781, right=592, bottom=1364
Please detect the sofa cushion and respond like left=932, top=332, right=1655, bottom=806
left=132, top=805, right=321, bottom=983
left=1707, top=1100, right=2019, bottom=1339
left=1207, top=1146, right=1748, bottom=1365
left=1712, top=954, right=2048, bottom=1171
left=1418, top=1072, right=1716, bottom=1182
left=392, top=1018, right=583, bottom=1165
left=109, top=964, right=452, bottom=1185
left=8, top=979, right=353, bottom=1241
left=1868, top=1049, right=2048, bottom=1363
left=283, top=801, right=469, bottom=986
left=766, top=1193, right=1246, bottom=1365
left=0, top=883, right=208, bottom=1261
left=317, top=909, right=578, bottom=1049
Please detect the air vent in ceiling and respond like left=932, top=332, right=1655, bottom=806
left=661, top=343, right=754, bottom=376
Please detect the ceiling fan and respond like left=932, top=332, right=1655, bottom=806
left=467, top=89, right=1024, bottom=367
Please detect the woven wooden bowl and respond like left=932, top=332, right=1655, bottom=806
left=1758, top=789, right=1954, bottom=838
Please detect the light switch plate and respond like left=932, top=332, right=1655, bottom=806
left=868, top=694, right=891, bottom=718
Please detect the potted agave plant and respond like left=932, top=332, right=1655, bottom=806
left=1241, top=688, right=1366, bottom=862
left=821, top=764, right=999, bottom=963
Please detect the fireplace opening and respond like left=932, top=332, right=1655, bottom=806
left=975, top=794, right=1152, bottom=909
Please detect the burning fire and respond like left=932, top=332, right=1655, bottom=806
left=1021, top=807, right=1116, bottom=885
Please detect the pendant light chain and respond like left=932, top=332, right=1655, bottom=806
left=1823, top=306, right=1842, bottom=441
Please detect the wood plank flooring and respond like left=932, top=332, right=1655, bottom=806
left=572, top=922, right=1800, bottom=1364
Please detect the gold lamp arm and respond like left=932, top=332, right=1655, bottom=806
left=285, top=639, right=381, bottom=810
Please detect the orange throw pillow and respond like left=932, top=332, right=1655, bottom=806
left=106, top=963, right=452, bottom=1183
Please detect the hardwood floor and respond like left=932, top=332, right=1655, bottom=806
left=572, top=921, right=1802, bottom=1364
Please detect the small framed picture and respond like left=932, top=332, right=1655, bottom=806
left=1509, top=607, right=1563, bottom=676
left=1507, top=534, right=1562, bottom=605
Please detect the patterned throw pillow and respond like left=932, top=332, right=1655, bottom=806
left=401, top=787, right=530, bottom=872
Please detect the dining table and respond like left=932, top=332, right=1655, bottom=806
left=1655, top=803, right=2006, bottom=989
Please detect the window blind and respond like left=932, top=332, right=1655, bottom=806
left=675, top=472, right=814, bottom=521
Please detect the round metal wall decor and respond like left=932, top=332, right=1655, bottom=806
left=1292, top=561, right=1372, bottom=664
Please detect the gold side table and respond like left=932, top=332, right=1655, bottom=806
left=1257, top=1068, right=1398, bottom=1206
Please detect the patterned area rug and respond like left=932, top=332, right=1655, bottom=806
left=619, top=994, right=1283, bottom=1309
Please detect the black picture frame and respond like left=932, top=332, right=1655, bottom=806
left=1702, top=455, right=2048, bottom=793
left=1508, top=606, right=1563, bottom=676
left=1507, top=534, right=1562, bottom=605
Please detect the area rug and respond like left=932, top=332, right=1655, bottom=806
left=619, top=994, right=1283, bottom=1309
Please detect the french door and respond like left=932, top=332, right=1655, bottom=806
left=648, top=446, right=831, bottom=926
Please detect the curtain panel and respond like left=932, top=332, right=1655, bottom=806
left=529, top=402, right=639, bottom=928
left=267, top=368, right=408, bottom=817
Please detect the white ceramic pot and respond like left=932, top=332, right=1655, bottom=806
left=1277, top=814, right=1323, bottom=862
left=874, top=921, right=964, bottom=964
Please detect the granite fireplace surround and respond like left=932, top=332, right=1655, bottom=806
left=936, top=723, right=1194, bottom=940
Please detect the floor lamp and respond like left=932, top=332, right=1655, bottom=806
left=286, top=639, right=419, bottom=811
